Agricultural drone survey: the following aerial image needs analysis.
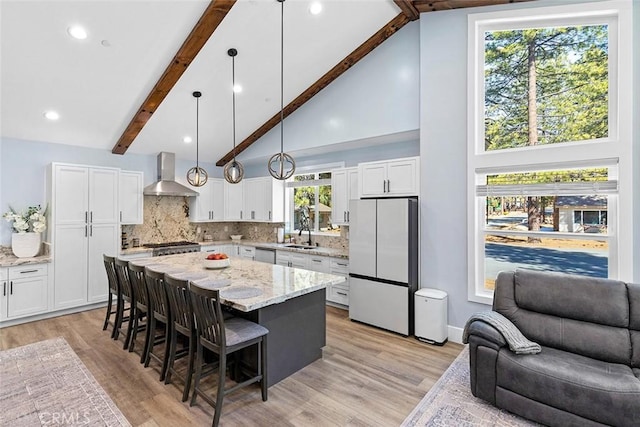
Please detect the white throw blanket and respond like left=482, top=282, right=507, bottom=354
left=463, top=311, right=541, bottom=355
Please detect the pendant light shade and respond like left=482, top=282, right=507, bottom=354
left=268, top=0, right=296, bottom=180
left=224, top=48, right=244, bottom=184
left=187, top=91, right=208, bottom=187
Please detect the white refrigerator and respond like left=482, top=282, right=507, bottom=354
left=348, top=198, right=418, bottom=336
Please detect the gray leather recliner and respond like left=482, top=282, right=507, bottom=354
left=466, top=269, right=640, bottom=427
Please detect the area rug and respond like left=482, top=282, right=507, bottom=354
left=402, top=346, right=540, bottom=426
left=0, top=337, right=131, bottom=427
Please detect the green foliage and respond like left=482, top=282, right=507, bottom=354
left=484, top=25, right=608, bottom=151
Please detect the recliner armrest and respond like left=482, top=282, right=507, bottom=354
left=466, top=320, right=508, bottom=351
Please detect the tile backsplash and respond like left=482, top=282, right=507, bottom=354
left=122, top=196, right=348, bottom=250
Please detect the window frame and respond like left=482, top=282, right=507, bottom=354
left=467, top=1, right=633, bottom=305
left=284, top=162, right=343, bottom=236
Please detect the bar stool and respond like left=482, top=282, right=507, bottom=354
left=113, top=258, right=136, bottom=349
left=144, top=267, right=171, bottom=381
left=189, top=283, right=268, bottom=427
left=127, top=262, right=150, bottom=359
left=102, top=255, right=121, bottom=339
left=164, top=274, right=196, bottom=402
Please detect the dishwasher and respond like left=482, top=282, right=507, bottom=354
left=254, top=248, right=276, bottom=264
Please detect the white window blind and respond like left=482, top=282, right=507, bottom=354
left=476, top=180, right=618, bottom=197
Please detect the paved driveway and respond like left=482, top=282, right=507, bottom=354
left=485, top=242, right=607, bottom=279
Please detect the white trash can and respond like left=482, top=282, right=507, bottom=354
left=414, top=288, right=448, bottom=345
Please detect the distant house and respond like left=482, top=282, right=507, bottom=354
left=556, top=196, right=607, bottom=233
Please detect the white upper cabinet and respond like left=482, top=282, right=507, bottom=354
left=196, top=177, right=283, bottom=223
left=244, top=178, right=265, bottom=221
left=224, top=180, right=244, bottom=221
left=258, top=177, right=284, bottom=222
left=119, top=170, right=143, bottom=224
left=359, top=156, right=419, bottom=197
left=331, top=167, right=358, bottom=225
left=190, top=178, right=224, bottom=222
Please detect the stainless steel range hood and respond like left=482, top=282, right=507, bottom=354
left=143, top=152, right=199, bottom=197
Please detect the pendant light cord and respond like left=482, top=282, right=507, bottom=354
left=196, top=95, right=200, bottom=169
left=232, top=54, right=237, bottom=162
left=279, top=0, right=284, bottom=155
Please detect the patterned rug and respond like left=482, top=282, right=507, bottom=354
left=0, top=337, right=131, bottom=427
left=402, top=346, right=540, bottom=426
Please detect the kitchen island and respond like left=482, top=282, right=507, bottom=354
left=130, top=251, right=346, bottom=386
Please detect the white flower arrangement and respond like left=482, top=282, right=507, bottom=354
left=3, top=205, right=47, bottom=233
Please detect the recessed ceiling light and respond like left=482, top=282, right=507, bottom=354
left=183, top=136, right=193, bottom=143
left=44, top=111, right=60, bottom=121
left=309, top=2, right=322, bottom=15
left=67, top=25, right=88, bottom=40
left=233, top=84, right=242, bottom=93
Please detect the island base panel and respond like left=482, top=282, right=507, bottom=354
left=240, top=288, right=326, bottom=387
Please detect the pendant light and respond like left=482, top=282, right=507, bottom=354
left=223, top=48, right=244, bottom=184
left=186, top=91, right=208, bottom=187
left=268, top=0, right=296, bottom=180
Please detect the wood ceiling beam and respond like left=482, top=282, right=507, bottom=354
left=112, top=0, right=236, bottom=155
left=413, top=0, right=533, bottom=13
left=393, top=1, right=420, bottom=21
left=215, top=12, right=411, bottom=167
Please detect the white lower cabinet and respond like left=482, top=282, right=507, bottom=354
left=276, top=251, right=309, bottom=268
left=327, top=258, right=350, bottom=306
left=0, top=264, right=49, bottom=322
left=201, top=245, right=224, bottom=254
left=275, top=251, right=350, bottom=307
left=239, top=246, right=256, bottom=261
left=308, top=255, right=330, bottom=273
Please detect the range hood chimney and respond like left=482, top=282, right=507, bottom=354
left=143, top=152, right=199, bottom=197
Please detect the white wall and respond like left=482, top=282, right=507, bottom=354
left=634, top=0, right=640, bottom=281
left=0, top=137, right=218, bottom=245
left=420, top=0, right=639, bottom=329
left=239, top=21, right=420, bottom=164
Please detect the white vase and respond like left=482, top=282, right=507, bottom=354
left=11, top=232, right=41, bottom=258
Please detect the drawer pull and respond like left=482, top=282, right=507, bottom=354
left=20, top=270, right=39, bottom=274
left=336, top=291, right=347, bottom=296
left=336, top=263, right=348, bottom=266
left=312, top=259, right=321, bottom=263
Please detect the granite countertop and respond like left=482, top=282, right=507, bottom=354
left=0, top=247, right=52, bottom=267
left=130, top=252, right=346, bottom=312
left=121, top=240, right=348, bottom=259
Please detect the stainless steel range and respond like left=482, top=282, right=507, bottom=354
left=143, top=241, right=201, bottom=257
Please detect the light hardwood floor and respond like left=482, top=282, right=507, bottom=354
left=0, top=305, right=463, bottom=426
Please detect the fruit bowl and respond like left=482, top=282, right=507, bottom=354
left=204, top=258, right=230, bottom=269
left=230, top=234, right=242, bottom=241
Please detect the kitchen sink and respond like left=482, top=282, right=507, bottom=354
left=284, top=244, right=316, bottom=250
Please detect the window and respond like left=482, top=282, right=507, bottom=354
left=285, top=171, right=340, bottom=235
left=467, top=2, right=633, bottom=304
left=484, top=25, right=609, bottom=150
left=477, top=166, right=616, bottom=292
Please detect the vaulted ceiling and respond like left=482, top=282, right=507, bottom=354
left=0, top=0, right=532, bottom=167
